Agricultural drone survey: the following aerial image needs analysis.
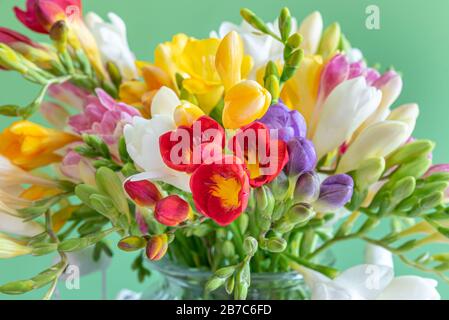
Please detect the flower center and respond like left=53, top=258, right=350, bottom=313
left=210, top=174, right=241, bottom=209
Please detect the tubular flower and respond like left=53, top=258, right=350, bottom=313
left=222, top=80, right=271, bottom=129
left=190, top=156, right=250, bottom=226
left=49, top=81, right=90, bottom=111
left=173, top=101, right=205, bottom=127
left=146, top=234, right=169, bottom=261
left=0, top=234, right=32, bottom=259
left=0, top=120, right=79, bottom=170
left=159, top=116, right=225, bottom=173
left=123, top=179, right=162, bottom=207
left=155, top=195, right=191, bottom=227
left=231, top=122, right=289, bottom=187
left=0, top=27, right=55, bottom=69
left=313, top=174, right=354, bottom=212
left=298, top=11, right=323, bottom=56
left=69, top=88, right=140, bottom=147
left=286, top=137, right=317, bottom=177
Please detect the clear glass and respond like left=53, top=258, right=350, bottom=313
left=141, top=259, right=310, bottom=300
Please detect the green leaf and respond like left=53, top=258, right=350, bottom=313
left=95, top=167, right=130, bottom=217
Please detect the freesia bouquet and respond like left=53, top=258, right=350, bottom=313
left=0, top=0, right=448, bottom=300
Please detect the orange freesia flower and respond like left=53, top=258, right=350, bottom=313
left=0, top=121, right=79, bottom=170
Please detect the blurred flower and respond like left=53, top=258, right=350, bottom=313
left=294, top=171, right=321, bottom=204
left=0, top=155, right=56, bottom=188
left=231, top=122, right=289, bottom=187
left=317, top=22, right=340, bottom=60
left=298, top=11, right=323, bottom=56
left=41, top=101, right=70, bottom=129
left=85, top=12, right=138, bottom=80
left=146, top=234, right=168, bottom=261
left=296, top=244, right=440, bottom=300
left=259, top=102, right=307, bottom=142
left=0, top=234, right=32, bottom=259
left=190, top=156, right=250, bottom=226
left=286, top=137, right=317, bottom=177
left=173, top=101, right=205, bottom=127
left=59, top=149, right=95, bottom=185
left=124, top=179, right=162, bottom=207
left=159, top=116, right=225, bottom=173
left=49, top=81, right=90, bottom=111
left=311, top=77, right=382, bottom=160
left=387, top=103, right=419, bottom=138
left=424, top=164, right=449, bottom=200
left=69, top=88, right=140, bottom=147
left=155, top=195, right=191, bottom=227
left=0, top=120, right=79, bottom=170
left=313, top=174, right=354, bottom=212
left=0, top=211, right=44, bottom=238
left=222, top=80, right=271, bottom=129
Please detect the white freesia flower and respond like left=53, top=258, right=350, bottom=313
left=387, top=103, right=419, bottom=137
left=312, top=76, right=382, bottom=159
left=211, top=18, right=297, bottom=78
left=298, top=244, right=440, bottom=300
left=0, top=233, right=32, bottom=259
left=298, top=11, right=323, bottom=55
left=86, top=12, right=138, bottom=80
left=124, top=87, right=191, bottom=192
left=0, top=210, right=43, bottom=237
left=337, top=121, right=409, bottom=173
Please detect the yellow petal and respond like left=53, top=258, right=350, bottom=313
left=216, top=31, right=244, bottom=91
left=174, top=101, right=205, bottom=127
left=119, top=80, right=148, bottom=106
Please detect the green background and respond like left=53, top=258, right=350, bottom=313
left=1, top=0, right=449, bottom=299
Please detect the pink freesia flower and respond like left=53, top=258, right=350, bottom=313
left=60, top=149, right=95, bottom=185
left=49, top=82, right=90, bottom=110
left=68, top=88, right=140, bottom=146
left=0, top=26, right=42, bottom=47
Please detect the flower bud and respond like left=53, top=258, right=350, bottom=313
left=205, top=276, right=226, bottom=292
left=264, top=237, right=287, bottom=253
left=0, top=44, right=27, bottom=73
left=279, top=7, right=292, bottom=41
left=274, top=203, right=315, bottom=233
left=318, top=54, right=349, bottom=100
left=294, top=171, right=321, bottom=203
left=118, top=236, right=147, bottom=252
left=222, top=240, right=236, bottom=258
left=286, top=137, right=317, bottom=177
left=243, top=236, right=258, bottom=256
left=49, top=20, right=68, bottom=51
left=354, top=157, right=385, bottom=190
left=299, top=11, right=323, bottom=55
left=154, top=195, right=191, bottom=227
left=287, top=33, right=302, bottom=50
left=216, top=31, right=244, bottom=91
left=270, top=171, right=290, bottom=201
left=106, top=61, right=123, bottom=88
left=264, top=74, right=280, bottom=102
left=222, top=80, right=271, bottom=129
left=390, top=156, right=432, bottom=182
left=240, top=9, right=271, bottom=34
left=386, top=140, right=435, bottom=168
left=146, top=234, right=169, bottom=261
left=317, top=22, right=341, bottom=59
left=124, top=179, right=162, bottom=207
left=391, top=177, right=416, bottom=204
left=281, top=49, right=304, bottom=82
left=419, top=192, right=444, bottom=211
left=314, top=174, right=354, bottom=212
left=173, top=101, right=205, bottom=127
left=215, top=266, right=236, bottom=279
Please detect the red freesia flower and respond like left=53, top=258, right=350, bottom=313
left=230, top=122, right=289, bottom=187
left=159, top=116, right=225, bottom=173
left=124, top=179, right=162, bottom=207
left=190, top=156, right=250, bottom=226
left=0, top=27, right=42, bottom=48
left=14, top=0, right=82, bottom=34
left=155, top=195, right=191, bottom=227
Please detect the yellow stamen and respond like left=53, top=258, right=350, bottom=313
left=210, top=174, right=241, bottom=209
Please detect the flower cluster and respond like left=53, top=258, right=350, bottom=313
left=0, top=1, right=447, bottom=301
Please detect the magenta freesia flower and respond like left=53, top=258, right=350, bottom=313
left=68, top=88, right=140, bottom=146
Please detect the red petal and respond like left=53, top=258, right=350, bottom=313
left=155, top=195, right=190, bottom=227
left=14, top=1, right=48, bottom=34
left=124, top=179, right=162, bottom=207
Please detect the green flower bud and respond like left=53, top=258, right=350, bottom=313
left=238, top=213, right=249, bottom=234
left=270, top=171, right=289, bottom=201
left=317, top=22, right=341, bottom=59
left=118, top=236, right=147, bottom=252
left=205, top=276, right=226, bottom=293
left=0, top=280, right=35, bottom=295
left=287, top=33, right=303, bottom=49
left=264, top=237, right=287, bottom=253
left=425, top=172, right=449, bottom=183
left=390, top=156, right=432, bottom=182
left=225, top=276, right=235, bottom=295
left=240, top=8, right=271, bottom=34
left=419, top=191, right=444, bottom=211
left=391, top=177, right=416, bottom=204
left=222, top=240, right=236, bottom=258
left=106, top=61, right=123, bottom=88
left=49, top=20, right=68, bottom=52
left=354, top=157, right=385, bottom=190
left=264, top=60, right=280, bottom=80
left=281, top=49, right=304, bottom=82
left=0, top=44, right=28, bottom=73
left=215, top=266, right=236, bottom=279
left=31, top=243, right=58, bottom=256
left=278, top=7, right=292, bottom=41
left=416, top=181, right=449, bottom=197
left=265, top=74, right=280, bottom=102
left=243, top=236, right=258, bottom=256
left=386, top=140, right=435, bottom=168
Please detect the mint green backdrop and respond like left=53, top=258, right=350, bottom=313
left=1, top=0, right=449, bottom=299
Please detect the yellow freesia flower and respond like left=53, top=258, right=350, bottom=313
left=0, top=121, right=79, bottom=170
left=0, top=233, right=32, bottom=259
left=222, top=80, right=271, bottom=129
left=174, top=101, right=205, bottom=127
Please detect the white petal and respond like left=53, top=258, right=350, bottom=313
left=313, top=77, right=382, bottom=159
left=378, top=276, right=441, bottom=300
left=337, top=120, right=409, bottom=173
left=365, top=244, right=394, bottom=269
left=335, top=264, right=394, bottom=300
left=387, top=103, right=419, bottom=137
left=299, top=11, right=323, bottom=55
left=0, top=211, right=44, bottom=237
left=151, top=87, right=181, bottom=117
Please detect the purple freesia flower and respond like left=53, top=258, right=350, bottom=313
left=294, top=171, right=321, bottom=203
left=259, top=103, right=307, bottom=142
left=286, top=137, right=317, bottom=176
left=69, top=88, right=140, bottom=146
left=314, top=174, right=354, bottom=212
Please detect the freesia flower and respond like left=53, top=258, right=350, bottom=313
left=14, top=0, right=107, bottom=78
left=294, top=171, right=321, bottom=203
left=41, top=101, right=70, bottom=129
left=298, top=11, right=323, bottom=56
left=259, top=102, right=307, bottom=142
left=215, top=31, right=245, bottom=92
left=222, top=80, right=271, bottom=129
left=296, top=244, right=440, bottom=300
left=313, top=174, right=354, bottom=212
left=146, top=234, right=169, bottom=261
left=68, top=88, right=140, bottom=147
left=0, top=120, right=79, bottom=170
left=123, top=179, right=162, bottom=207
left=49, top=81, right=90, bottom=111
left=286, top=137, right=317, bottom=177
left=386, top=103, right=419, bottom=137
left=190, top=156, right=250, bottom=226
left=59, top=149, right=95, bottom=185
left=85, top=12, right=138, bottom=80
left=0, top=233, right=32, bottom=259
left=311, top=76, right=382, bottom=160
left=154, top=195, right=191, bottom=227
left=231, top=122, right=289, bottom=187
left=173, top=101, right=205, bottom=127
left=0, top=211, right=44, bottom=238
left=124, top=87, right=191, bottom=192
